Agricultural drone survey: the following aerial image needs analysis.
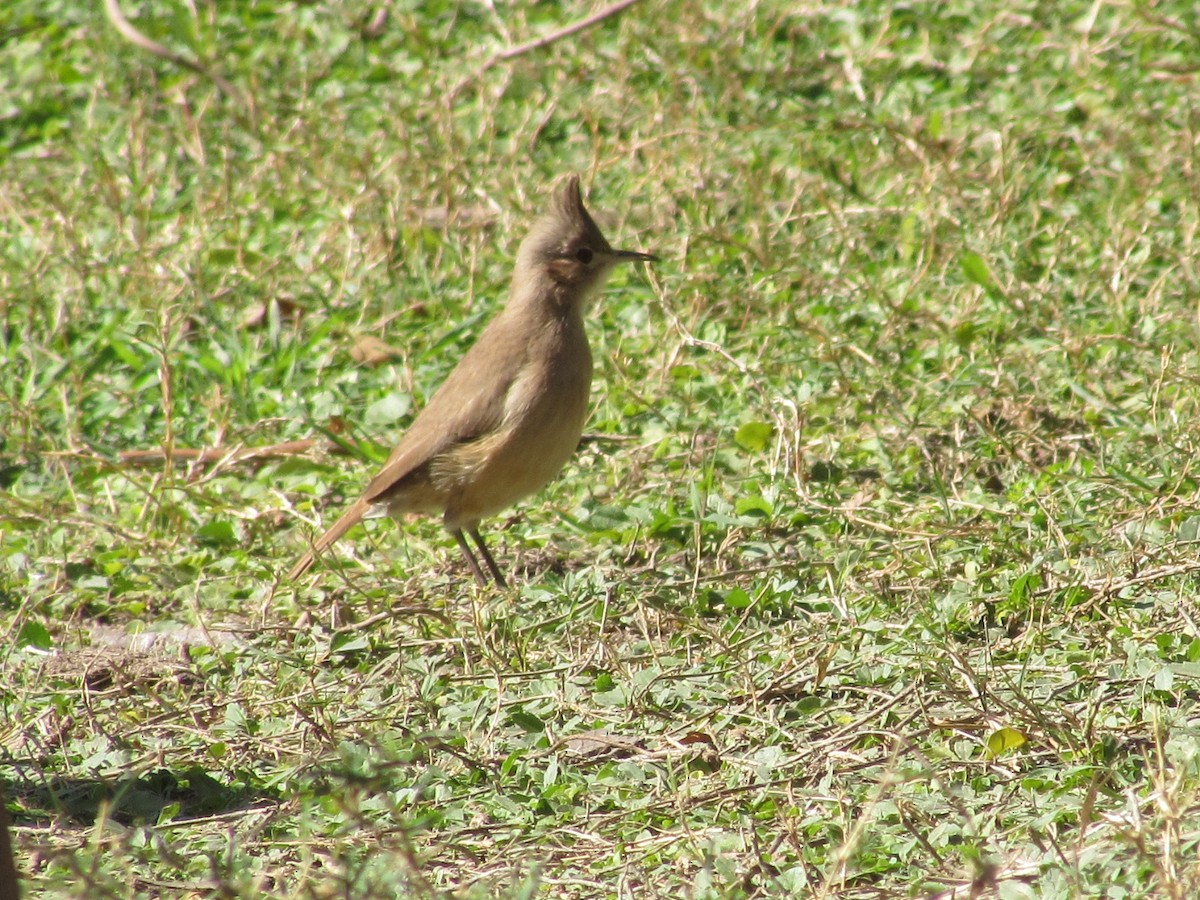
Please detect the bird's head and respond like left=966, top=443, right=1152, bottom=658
left=515, top=175, right=655, bottom=307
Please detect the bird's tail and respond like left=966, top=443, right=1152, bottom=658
left=287, top=497, right=372, bottom=580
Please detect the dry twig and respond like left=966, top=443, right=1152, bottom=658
left=118, top=439, right=338, bottom=467
left=483, top=0, right=645, bottom=69
left=103, top=0, right=245, bottom=106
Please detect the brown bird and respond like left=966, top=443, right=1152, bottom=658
left=288, top=175, right=656, bottom=586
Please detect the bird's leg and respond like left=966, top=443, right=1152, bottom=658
left=453, top=529, right=490, bottom=586
left=469, top=528, right=507, bottom=588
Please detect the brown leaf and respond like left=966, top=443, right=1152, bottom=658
left=673, top=732, right=722, bottom=773
left=242, top=297, right=302, bottom=329
left=677, top=731, right=717, bottom=748
left=556, top=730, right=644, bottom=759
left=349, top=333, right=402, bottom=367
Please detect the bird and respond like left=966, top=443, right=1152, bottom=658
left=287, top=175, right=656, bottom=587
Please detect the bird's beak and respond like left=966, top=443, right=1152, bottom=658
left=613, top=248, right=658, bottom=263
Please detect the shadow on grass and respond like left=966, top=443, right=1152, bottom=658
left=5, top=766, right=275, bottom=826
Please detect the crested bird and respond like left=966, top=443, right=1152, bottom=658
left=287, top=175, right=656, bottom=586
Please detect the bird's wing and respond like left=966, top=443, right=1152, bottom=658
left=362, top=315, right=528, bottom=503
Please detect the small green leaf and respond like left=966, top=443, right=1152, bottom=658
left=206, top=247, right=239, bottom=266
left=734, top=422, right=774, bottom=453
left=18, top=621, right=53, bottom=651
left=509, top=710, right=544, bottom=733
left=331, top=632, right=369, bottom=654
left=985, top=727, right=1027, bottom=756
left=1154, top=667, right=1174, bottom=692
left=1187, top=639, right=1200, bottom=663
left=156, top=802, right=182, bottom=826
left=670, top=364, right=702, bottom=382
left=724, top=588, right=752, bottom=609
left=365, top=392, right=411, bottom=427
left=1177, top=515, right=1200, bottom=542
left=953, top=320, right=978, bottom=348
left=1009, top=571, right=1040, bottom=604
left=195, top=521, right=237, bottom=547
left=735, top=495, right=772, bottom=517
left=961, top=251, right=994, bottom=289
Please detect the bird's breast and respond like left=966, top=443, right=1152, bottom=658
left=438, top=318, right=593, bottom=527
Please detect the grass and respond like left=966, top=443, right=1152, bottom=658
left=4, top=0, right=1200, bottom=896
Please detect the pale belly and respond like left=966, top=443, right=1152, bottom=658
left=438, top=359, right=591, bottom=529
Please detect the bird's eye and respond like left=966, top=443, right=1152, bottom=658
left=574, top=247, right=594, bottom=264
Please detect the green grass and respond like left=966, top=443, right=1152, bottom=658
left=4, top=0, right=1200, bottom=896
